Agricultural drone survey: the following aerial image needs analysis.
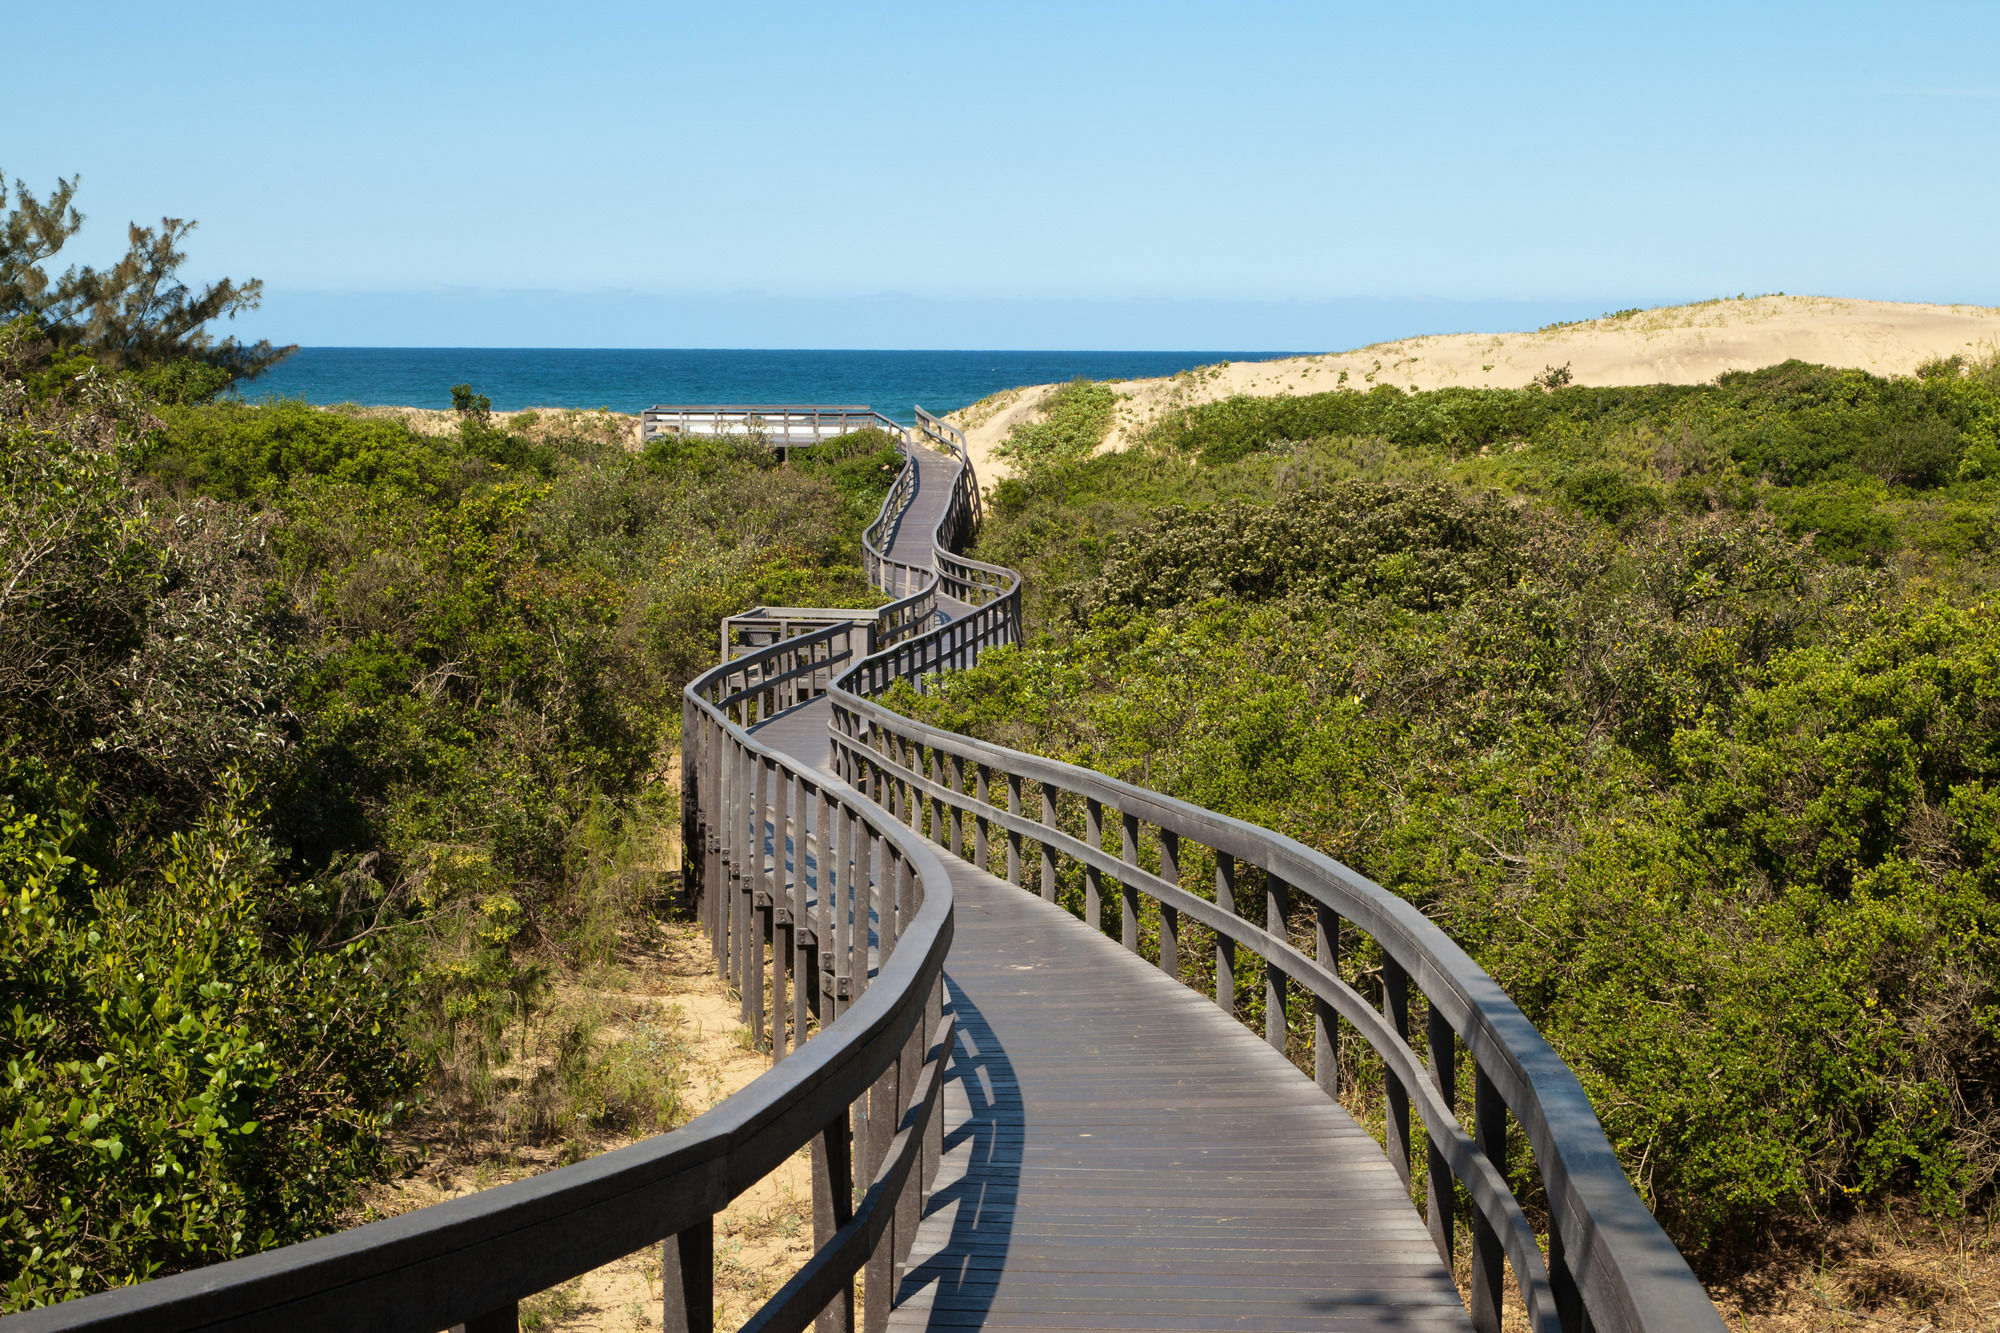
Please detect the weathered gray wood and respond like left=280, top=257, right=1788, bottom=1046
left=1083, top=797, right=1104, bottom=930
left=1384, top=958, right=1414, bottom=1194
left=663, top=1218, right=713, bottom=1333
left=1316, top=902, right=1341, bottom=1099
left=1120, top=810, right=1141, bottom=954
left=883, top=868, right=1467, bottom=1333
left=1266, top=872, right=1290, bottom=1053
left=1158, top=827, right=1181, bottom=982
left=1005, top=774, right=1022, bottom=886
left=1471, top=1064, right=1508, bottom=1333
left=1427, top=1006, right=1456, bottom=1267
left=1214, top=851, right=1236, bottom=1016
left=1039, top=782, right=1058, bottom=903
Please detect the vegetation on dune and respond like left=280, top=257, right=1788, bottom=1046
left=900, top=355, right=2000, bottom=1260
left=0, top=304, right=892, bottom=1305
left=996, top=376, right=1119, bottom=470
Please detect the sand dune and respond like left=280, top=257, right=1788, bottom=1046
left=949, top=295, right=2000, bottom=482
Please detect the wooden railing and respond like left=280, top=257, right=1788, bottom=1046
left=823, top=419, right=1724, bottom=1333
left=641, top=405, right=904, bottom=448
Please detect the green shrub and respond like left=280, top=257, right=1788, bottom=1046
left=918, top=407, right=2000, bottom=1254
left=999, top=378, right=1118, bottom=470
left=0, top=765, right=419, bottom=1308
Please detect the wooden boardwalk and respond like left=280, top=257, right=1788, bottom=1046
left=750, top=444, right=1469, bottom=1333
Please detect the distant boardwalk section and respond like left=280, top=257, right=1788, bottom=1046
left=641, top=403, right=902, bottom=448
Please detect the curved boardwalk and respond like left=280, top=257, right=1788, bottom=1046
left=754, top=446, right=1468, bottom=1332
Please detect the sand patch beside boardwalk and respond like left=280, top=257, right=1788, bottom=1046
left=949, top=295, right=2000, bottom=484
left=355, top=921, right=813, bottom=1332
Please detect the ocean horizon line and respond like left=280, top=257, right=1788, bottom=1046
left=237, top=347, right=1314, bottom=419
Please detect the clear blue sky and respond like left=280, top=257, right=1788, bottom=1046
left=11, top=0, right=1998, bottom=348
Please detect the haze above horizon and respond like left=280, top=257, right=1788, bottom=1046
left=15, top=0, right=1999, bottom=349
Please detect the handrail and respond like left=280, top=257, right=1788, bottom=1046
left=823, top=415, right=1723, bottom=1332
left=640, top=405, right=904, bottom=446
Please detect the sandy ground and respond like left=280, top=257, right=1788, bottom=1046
left=355, top=922, right=813, bottom=1332
left=949, top=295, right=2000, bottom=483
left=349, top=403, right=643, bottom=450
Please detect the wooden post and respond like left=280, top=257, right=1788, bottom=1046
left=1383, top=959, right=1413, bottom=1194
left=1471, top=1064, right=1507, bottom=1333
left=1214, top=851, right=1236, bottom=1015
left=1315, top=903, right=1341, bottom=1098
left=1006, top=774, right=1024, bottom=887
left=812, top=1109, right=854, bottom=1333
left=748, top=756, right=769, bottom=1044
left=1158, top=828, right=1180, bottom=981
left=928, top=750, right=946, bottom=848
left=1083, top=798, right=1103, bottom=931
left=1265, top=872, right=1289, bottom=1054
left=662, top=1217, right=713, bottom=1333
left=1426, top=1005, right=1456, bottom=1268
left=946, top=755, right=963, bottom=856
left=974, top=765, right=991, bottom=872
left=1040, top=783, right=1058, bottom=903
left=1120, top=811, right=1141, bottom=953
left=793, top=776, right=813, bottom=1037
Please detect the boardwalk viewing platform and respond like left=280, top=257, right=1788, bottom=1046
left=7, top=407, right=1726, bottom=1333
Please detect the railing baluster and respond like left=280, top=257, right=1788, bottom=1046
left=830, top=805, right=849, bottom=1021
left=1383, top=958, right=1413, bottom=1193
left=1214, top=851, right=1236, bottom=1015
left=928, top=749, right=946, bottom=847
left=1426, top=1005, right=1455, bottom=1266
left=1006, top=773, right=1024, bottom=886
left=662, top=1217, right=713, bottom=1333
left=773, top=769, right=792, bottom=1062
left=1120, top=810, right=1141, bottom=953
left=946, top=754, right=963, bottom=855
left=1315, top=902, right=1341, bottom=1098
left=1265, top=872, right=1289, bottom=1053
left=1083, top=797, right=1104, bottom=930
left=852, top=808, right=871, bottom=998
left=1040, top=782, right=1059, bottom=902
left=1471, top=1063, right=1508, bottom=1333
left=749, top=755, right=770, bottom=1044
left=813, top=789, right=832, bottom=1021
left=974, top=764, right=991, bottom=872
left=1158, top=828, right=1181, bottom=980
left=812, top=1106, right=855, bottom=1333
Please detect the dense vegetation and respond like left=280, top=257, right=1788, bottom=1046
left=0, top=315, right=895, bottom=1306
left=995, top=376, right=1119, bottom=470
left=904, top=358, right=2000, bottom=1260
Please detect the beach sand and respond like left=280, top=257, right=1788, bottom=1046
left=948, top=295, right=2000, bottom=483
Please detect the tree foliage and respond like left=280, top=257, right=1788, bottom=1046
left=1, top=169, right=290, bottom=391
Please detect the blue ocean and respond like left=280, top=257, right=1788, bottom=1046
left=241, top=348, right=1301, bottom=424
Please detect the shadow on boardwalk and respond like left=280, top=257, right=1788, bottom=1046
left=893, top=985, right=1023, bottom=1328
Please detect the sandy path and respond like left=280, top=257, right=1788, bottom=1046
left=949, top=295, right=2000, bottom=483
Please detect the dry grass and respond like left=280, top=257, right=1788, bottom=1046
left=340, top=403, right=642, bottom=451
left=1708, top=1210, right=2000, bottom=1332
left=351, top=919, right=813, bottom=1331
